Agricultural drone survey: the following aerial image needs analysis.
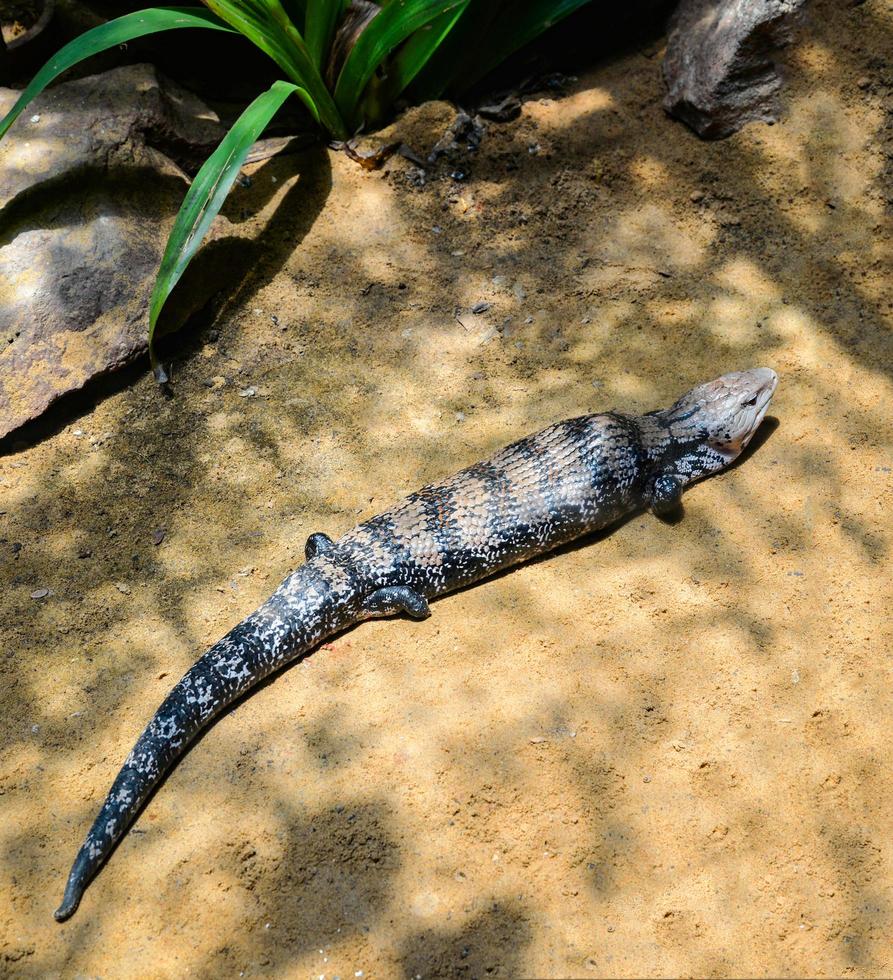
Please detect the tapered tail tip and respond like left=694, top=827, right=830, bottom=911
left=54, top=878, right=83, bottom=922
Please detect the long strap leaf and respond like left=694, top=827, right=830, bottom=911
left=462, top=0, right=596, bottom=91
left=148, top=79, right=314, bottom=381
left=0, top=7, right=235, bottom=140
left=406, top=0, right=501, bottom=103
left=356, top=0, right=469, bottom=125
left=305, top=0, right=347, bottom=71
left=333, top=0, right=467, bottom=131
left=201, top=0, right=347, bottom=138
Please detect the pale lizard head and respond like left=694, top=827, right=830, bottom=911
left=657, top=367, right=779, bottom=476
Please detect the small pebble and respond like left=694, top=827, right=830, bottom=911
left=30, top=114, right=40, bottom=123
left=471, top=301, right=491, bottom=314
left=239, top=387, right=257, bottom=398
left=643, top=775, right=652, bottom=783
left=856, top=76, right=871, bottom=90
left=30, top=588, right=49, bottom=599
left=690, top=190, right=705, bottom=203
left=152, top=528, right=166, bottom=546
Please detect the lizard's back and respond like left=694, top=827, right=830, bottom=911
left=337, top=411, right=648, bottom=597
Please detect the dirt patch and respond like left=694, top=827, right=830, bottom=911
left=2, top=0, right=891, bottom=975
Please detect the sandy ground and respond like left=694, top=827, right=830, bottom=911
left=2, top=0, right=892, bottom=976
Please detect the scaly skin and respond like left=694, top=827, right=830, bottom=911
left=54, top=367, right=778, bottom=921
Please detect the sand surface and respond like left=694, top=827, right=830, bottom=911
left=2, top=0, right=892, bottom=975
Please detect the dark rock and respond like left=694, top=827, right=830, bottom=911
left=0, top=64, right=225, bottom=440
left=662, top=0, right=809, bottom=139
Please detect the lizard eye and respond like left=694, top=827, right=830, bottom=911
left=743, top=396, right=758, bottom=407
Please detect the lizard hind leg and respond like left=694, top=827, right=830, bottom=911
left=305, top=532, right=335, bottom=560
left=363, top=585, right=431, bottom=620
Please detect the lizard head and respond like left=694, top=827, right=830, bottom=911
left=658, top=367, right=778, bottom=479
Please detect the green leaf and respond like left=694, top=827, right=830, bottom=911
left=461, top=0, right=595, bottom=91
left=0, top=7, right=236, bottom=141
left=384, top=2, right=469, bottom=97
left=201, top=0, right=347, bottom=138
left=357, top=1, right=469, bottom=126
left=333, top=0, right=467, bottom=130
left=305, top=0, right=347, bottom=70
left=148, top=79, right=314, bottom=381
left=406, top=0, right=501, bottom=103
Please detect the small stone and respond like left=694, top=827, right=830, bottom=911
left=208, top=329, right=219, bottom=342
left=471, top=301, right=491, bottom=314
left=115, top=582, right=131, bottom=594
left=856, top=76, right=871, bottom=90
left=239, top=386, right=257, bottom=398
left=30, top=588, right=50, bottom=599
left=455, top=411, right=466, bottom=422
left=530, top=736, right=547, bottom=744
left=643, top=775, right=652, bottom=783
left=30, top=114, right=41, bottom=123
left=512, top=282, right=527, bottom=301
left=690, top=190, right=705, bottom=203
left=152, top=528, right=166, bottom=546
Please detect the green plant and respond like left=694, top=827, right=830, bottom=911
left=0, top=1, right=594, bottom=380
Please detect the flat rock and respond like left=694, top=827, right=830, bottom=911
left=662, top=0, right=809, bottom=139
left=0, top=63, right=225, bottom=440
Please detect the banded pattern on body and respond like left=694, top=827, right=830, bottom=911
left=54, top=368, right=778, bottom=922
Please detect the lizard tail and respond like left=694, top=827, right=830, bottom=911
left=54, top=556, right=360, bottom=922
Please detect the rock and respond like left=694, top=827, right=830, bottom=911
left=0, top=64, right=226, bottom=440
left=662, top=0, right=809, bottom=139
